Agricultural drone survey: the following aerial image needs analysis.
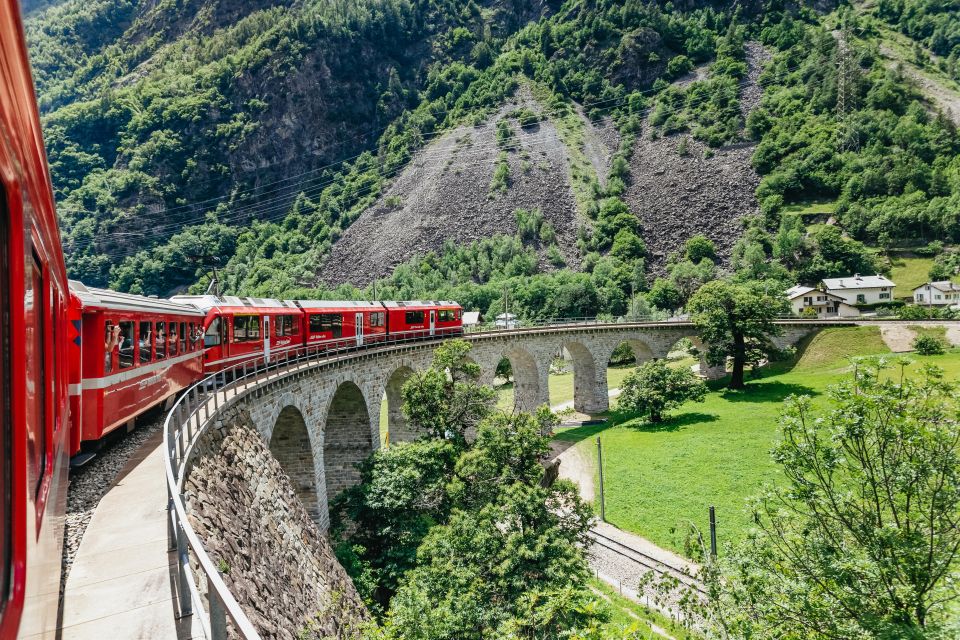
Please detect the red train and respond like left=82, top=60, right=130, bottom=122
left=1, top=1, right=71, bottom=636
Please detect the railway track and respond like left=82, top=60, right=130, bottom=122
left=587, top=529, right=708, bottom=597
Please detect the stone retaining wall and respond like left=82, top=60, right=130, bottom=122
left=184, top=408, right=369, bottom=639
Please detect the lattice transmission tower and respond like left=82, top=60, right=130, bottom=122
left=836, top=22, right=859, bottom=152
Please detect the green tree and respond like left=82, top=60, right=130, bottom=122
left=688, top=280, right=786, bottom=389
left=647, top=278, right=682, bottom=312
left=684, top=234, right=717, bottom=264
left=382, top=411, right=595, bottom=639
left=401, top=340, right=496, bottom=445
left=616, top=359, right=706, bottom=423
left=913, top=333, right=945, bottom=355
left=709, top=362, right=960, bottom=638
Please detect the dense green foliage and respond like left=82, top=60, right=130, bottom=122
left=616, top=359, right=707, bottom=423
left=690, top=362, right=960, bottom=638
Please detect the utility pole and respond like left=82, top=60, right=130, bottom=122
left=596, top=437, right=606, bottom=522
left=709, top=505, right=718, bottom=560
left=503, top=284, right=510, bottom=329
left=630, top=282, right=636, bottom=321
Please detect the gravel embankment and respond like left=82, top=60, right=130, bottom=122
left=61, top=410, right=164, bottom=586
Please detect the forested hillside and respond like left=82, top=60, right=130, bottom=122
left=25, top=0, right=960, bottom=319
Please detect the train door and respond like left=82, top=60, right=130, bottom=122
left=263, top=315, right=271, bottom=363
left=355, top=312, right=363, bottom=346
left=429, top=310, right=436, bottom=336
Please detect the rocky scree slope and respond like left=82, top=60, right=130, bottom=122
left=319, top=89, right=595, bottom=287
left=185, top=412, right=368, bottom=639
left=627, top=41, right=770, bottom=275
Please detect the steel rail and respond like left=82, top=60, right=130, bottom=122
left=587, top=530, right=707, bottom=597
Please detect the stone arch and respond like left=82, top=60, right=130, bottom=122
left=383, top=365, right=416, bottom=444
left=612, top=338, right=656, bottom=364
left=500, top=346, right=547, bottom=412
left=269, top=406, right=322, bottom=524
left=562, top=341, right=606, bottom=414
left=324, top=381, right=373, bottom=501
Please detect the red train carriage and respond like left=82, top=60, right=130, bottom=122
left=0, top=1, right=71, bottom=636
left=67, top=283, right=205, bottom=458
left=295, top=300, right=387, bottom=349
left=171, top=295, right=302, bottom=372
left=383, top=301, right=463, bottom=340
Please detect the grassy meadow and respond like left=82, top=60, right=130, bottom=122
left=554, top=326, right=960, bottom=556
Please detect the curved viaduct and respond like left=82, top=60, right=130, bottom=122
left=205, top=321, right=828, bottom=532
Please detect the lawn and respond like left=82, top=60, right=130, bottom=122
left=555, top=327, right=960, bottom=556
left=889, top=255, right=935, bottom=298
left=781, top=198, right=838, bottom=216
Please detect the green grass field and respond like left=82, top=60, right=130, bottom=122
left=889, top=255, right=936, bottom=298
left=555, top=327, right=960, bottom=556
left=781, top=198, right=838, bottom=216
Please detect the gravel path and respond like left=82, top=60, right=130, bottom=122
left=60, top=410, right=164, bottom=592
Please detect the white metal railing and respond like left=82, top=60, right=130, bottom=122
left=162, top=314, right=934, bottom=638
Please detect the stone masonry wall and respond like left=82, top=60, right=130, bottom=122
left=184, top=409, right=370, bottom=639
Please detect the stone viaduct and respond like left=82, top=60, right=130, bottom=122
left=216, top=321, right=826, bottom=532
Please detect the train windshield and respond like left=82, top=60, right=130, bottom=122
left=204, top=317, right=222, bottom=347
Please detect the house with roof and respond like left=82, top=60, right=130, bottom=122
left=785, top=285, right=858, bottom=318
left=820, top=274, right=896, bottom=306
left=912, top=281, right=960, bottom=307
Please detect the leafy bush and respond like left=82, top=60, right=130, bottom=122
left=617, top=359, right=707, bottom=423
left=913, top=334, right=945, bottom=355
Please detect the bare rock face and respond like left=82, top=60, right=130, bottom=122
left=185, top=412, right=369, bottom=639
left=624, top=41, right=771, bottom=276
left=318, top=88, right=585, bottom=287
left=624, top=133, right=759, bottom=276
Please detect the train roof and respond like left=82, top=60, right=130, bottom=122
left=381, top=300, right=461, bottom=308
left=70, top=281, right=206, bottom=316
left=295, top=300, right=382, bottom=310
left=170, top=294, right=298, bottom=313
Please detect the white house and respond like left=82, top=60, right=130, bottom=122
left=785, top=285, right=858, bottom=318
left=820, top=274, right=896, bottom=306
left=913, top=281, right=960, bottom=307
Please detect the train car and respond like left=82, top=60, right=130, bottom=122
left=171, top=295, right=302, bottom=372
left=295, top=300, right=387, bottom=349
left=383, top=301, right=464, bottom=340
left=67, top=282, right=206, bottom=458
left=0, top=1, right=72, bottom=636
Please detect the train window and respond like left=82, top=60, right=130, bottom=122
left=232, top=315, right=261, bottom=342
left=118, top=322, right=135, bottom=369
left=139, top=322, right=152, bottom=363
left=168, top=323, right=178, bottom=356
left=370, top=311, right=385, bottom=328
left=179, top=322, right=186, bottom=352
left=309, top=313, right=342, bottom=338
left=405, top=310, right=425, bottom=324
left=205, top=318, right=222, bottom=347
left=155, top=322, right=166, bottom=359
left=0, top=203, right=9, bottom=601
left=27, top=254, right=46, bottom=499
left=438, top=310, right=454, bottom=322
left=104, top=322, right=118, bottom=373
left=275, top=314, right=298, bottom=337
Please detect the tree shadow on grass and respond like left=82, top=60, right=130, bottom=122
left=623, top=411, right=719, bottom=433
left=718, top=380, right=819, bottom=403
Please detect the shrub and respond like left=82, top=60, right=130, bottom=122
left=913, top=334, right=945, bottom=355
left=616, top=359, right=707, bottom=423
